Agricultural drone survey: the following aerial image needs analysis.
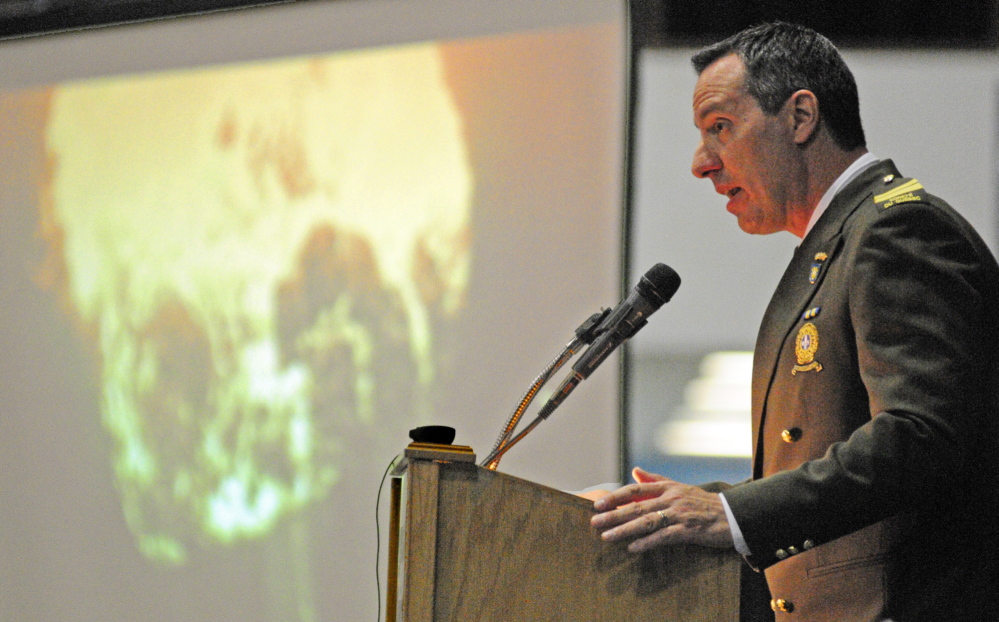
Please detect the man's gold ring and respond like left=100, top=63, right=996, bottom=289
left=656, top=509, right=668, bottom=525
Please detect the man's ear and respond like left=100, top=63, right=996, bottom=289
left=788, top=89, right=820, bottom=144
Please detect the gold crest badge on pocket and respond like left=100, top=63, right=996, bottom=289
left=792, top=322, right=823, bottom=375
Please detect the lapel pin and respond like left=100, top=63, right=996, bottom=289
left=802, top=306, right=821, bottom=320
left=809, top=252, right=828, bottom=285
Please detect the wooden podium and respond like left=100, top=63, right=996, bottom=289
left=386, top=443, right=742, bottom=622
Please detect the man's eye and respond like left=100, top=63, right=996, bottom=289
left=702, top=122, right=721, bottom=136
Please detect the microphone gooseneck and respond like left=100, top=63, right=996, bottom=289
left=480, top=263, right=680, bottom=469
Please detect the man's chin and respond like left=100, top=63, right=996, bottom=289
left=735, top=213, right=781, bottom=235
left=728, top=202, right=776, bottom=234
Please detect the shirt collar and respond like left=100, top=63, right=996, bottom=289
left=802, top=152, right=880, bottom=239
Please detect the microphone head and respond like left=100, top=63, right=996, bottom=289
left=637, top=263, right=681, bottom=309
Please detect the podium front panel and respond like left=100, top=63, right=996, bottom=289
left=402, top=456, right=740, bottom=622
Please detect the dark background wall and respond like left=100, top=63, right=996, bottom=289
left=3, top=0, right=999, bottom=47
left=631, top=0, right=999, bottom=48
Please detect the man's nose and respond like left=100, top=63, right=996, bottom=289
left=691, top=142, right=720, bottom=179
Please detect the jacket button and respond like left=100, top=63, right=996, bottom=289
left=771, top=598, right=795, bottom=613
left=781, top=428, right=802, bottom=443
left=803, top=539, right=815, bottom=550
left=787, top=546, right=800, bottom=555
left=775, top=549, right=789, bottom=560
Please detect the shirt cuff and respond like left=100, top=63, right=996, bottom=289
left=719, top=491, right=751, bottom=557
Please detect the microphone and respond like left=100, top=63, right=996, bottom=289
left=537, top=263, right=681, bottom=418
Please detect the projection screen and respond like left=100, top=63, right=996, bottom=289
left=0, top=0, right=629, bottom=620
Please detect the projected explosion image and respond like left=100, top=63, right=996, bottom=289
left=40, top=43, right=472, bottom=564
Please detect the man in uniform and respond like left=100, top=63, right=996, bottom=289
left=590, top=22, right=999, bottom=622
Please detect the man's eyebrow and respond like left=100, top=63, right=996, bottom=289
left=693, top=101, right=725, bottom=127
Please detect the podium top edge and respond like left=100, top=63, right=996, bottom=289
left=405, top=442, right=477, bottom=463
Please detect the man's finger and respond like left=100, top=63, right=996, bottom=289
left=626, top=523, right=681, bottom=553
left=632, top=466, right=669, bottom=484
left=590, top=500, right=642, bottom=530
left=593, top=481, right=664, bottom=511
left=595, top=505, right=666, bottom=539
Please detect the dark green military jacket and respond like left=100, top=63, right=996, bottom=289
left=724, top=160, right=999, bottom=621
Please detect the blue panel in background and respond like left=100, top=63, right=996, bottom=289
left=631, top=455, right=752, bottom=487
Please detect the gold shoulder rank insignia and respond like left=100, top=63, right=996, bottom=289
left=874, top=179, right=926, bottom=209
left=792, top=322, right=822, bottom=375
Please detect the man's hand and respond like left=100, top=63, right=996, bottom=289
left=590, top=467, right=734, bottom=553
